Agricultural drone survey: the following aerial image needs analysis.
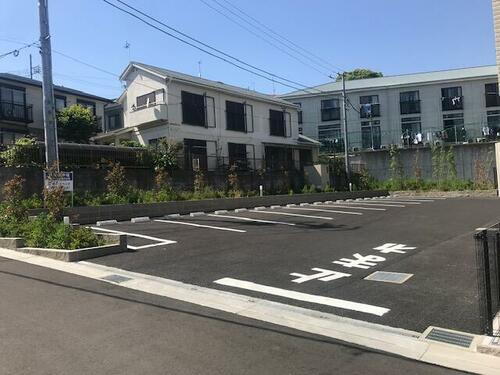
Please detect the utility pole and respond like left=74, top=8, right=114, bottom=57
left=38, top=0, right=59, bottom=170
left=340, top=72, right=351, bottom=189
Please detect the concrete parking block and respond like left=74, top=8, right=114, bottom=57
left=299, top=203, right=310, bottom=206
left=286, top=204, right=297, bottom=208
left=96, top=220, right=118, bottom=226
left=234, top=208, right=247, bottom=213
left=214, top=210, right=229, bottom=215
left=254, top=206, right=267, bottom=211
left=190, top=212, right=206, bottom=217
left=270, top=205, right=281, bottom=209
left=166, top=213, right=180, bottom=218
left=131, top=217, right=150, bottom=223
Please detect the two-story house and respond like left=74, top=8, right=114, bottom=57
left=95, top=62, right=319, bottom=170
left=0, top=73, right=112, bottom=144
left=280, top=66, right=500, bottom=152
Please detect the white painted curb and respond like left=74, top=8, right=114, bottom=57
left=190, top=212, right=206, bottom=217
left=299, top=203, right=310, bottom=206
left=286, top=204, right=296, bottom=208
left=131, top=216, right=150, bottom=223
left=166, top=213, right=180, bottom=218
left=270, top=205, right=281, bottom=209
left=312, top=201, right=322, bottom=205
left=234, top=208, right=247, bottom=213
left=214, top=210, right=229, bottom=215
left=96, top=220, right=118, bottom=226
left=254, top=206, right=267, bottom=211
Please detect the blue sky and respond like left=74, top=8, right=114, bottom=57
left=0, top=0, right=495, bottom=99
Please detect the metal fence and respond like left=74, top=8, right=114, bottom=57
left=475, top=225, right=500, bottom=336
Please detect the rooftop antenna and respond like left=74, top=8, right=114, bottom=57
left=124, top=41, right=131, bottom=61
left=198, top=60, right=202, bottom=78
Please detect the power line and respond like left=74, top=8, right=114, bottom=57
left=0, top=40, right=38, bottom=60
left=199, top=0, right=334, bottom=77
left=103, top=0, right=321, bottom=93
left=217, top=0, right=346, bottom=74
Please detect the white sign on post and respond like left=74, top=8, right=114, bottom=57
left=43, top=171, right=74, bottom=192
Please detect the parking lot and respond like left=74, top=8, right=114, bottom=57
left=89, top=196, right=500, bottom=334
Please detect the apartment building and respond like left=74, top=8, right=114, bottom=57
left=95, top=62, right=319, bottom=170
left=0, top=73, right=112, bottom=144
left=281, top=66, right=500, bottom=152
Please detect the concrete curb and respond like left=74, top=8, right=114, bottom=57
left=96, top=220, right=118, bottom=226
left=131, top=216, right=150, bottom=223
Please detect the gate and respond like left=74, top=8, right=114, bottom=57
left=475, top=224, right=500, bottom=336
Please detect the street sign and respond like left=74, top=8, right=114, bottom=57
left=43, top=171, right=74, bottom=192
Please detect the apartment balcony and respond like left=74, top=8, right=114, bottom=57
left=486, top=93, right=500, bottom=107
left=129, top=102, right=168, bottom=127
left=400, top=100, right=421, bottom=115
left=441, top=96, right=463, bottom=111
left=360, top=103, right=380, bottom=118
left=0, top=101, right=33, bottom=123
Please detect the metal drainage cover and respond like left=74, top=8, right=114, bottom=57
left=364, top=271, right=413, bottom=284
left=101, top=274, right=133, bottom=284
left=425, top=328, right=474, bottom=348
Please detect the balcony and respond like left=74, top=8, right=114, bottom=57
left=400, top=100, right=421, bottom=115
left=0, top=101, right=33, bottom=123
left=441, top=96, right=463, bottom=111
left=129, top=102, right=168, bottom=127
left=360, top=103, right=380, bottom=118
left=486, top=93, right=500, bottom=108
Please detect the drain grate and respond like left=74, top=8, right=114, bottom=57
left=364, top=271, right=413, bottom=284
left=101, top=274, right=133, bottom=284
left=425, top=328, right=474, bottom=348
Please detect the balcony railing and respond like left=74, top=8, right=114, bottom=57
left=486, top=94, right=500, bottom=108
left=400, top=100, right=421, bottom=115
left=441, top=96, right=463, bottom=111
left=0, top=101, right=33, bottom=123
left=360, top=103, right=380, bottom=118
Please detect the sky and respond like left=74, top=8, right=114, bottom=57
left=0, top=0, right=496, bottom=99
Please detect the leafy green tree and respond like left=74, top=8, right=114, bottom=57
left=56, top=104, right=98, bottom=144
left=150, top=139, right=183, bottom=170
left=336, top=69, right=383, bottom=81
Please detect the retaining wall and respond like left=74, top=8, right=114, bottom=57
left=29, top=190, right=388, bottom=224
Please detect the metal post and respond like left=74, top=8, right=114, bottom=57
left=38, top=0, right=59, bottom=170
left=340, top=73, right=351, bottom=187
left=29, top=54, right=33, bottom=79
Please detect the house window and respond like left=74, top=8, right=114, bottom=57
left=0, top=85, right=25, bottom=105
left=359, top=95, right=380, bottom=118
left=294, top=102, right=303, bottom=124
left=399, top=91, right=420, bottom=114
left=228, top=142, right=248, bottom=169
left=485, top=83, right=500, bottom=107
left=361, top=120, right=381, bottom=150
left=269, top=109, right=286, bottom=137
left=77, top=99, right=96, bottom=115
left=320, top=98, right=340, bottom=121
left=106, top=113, right=121, bottom=131
left=55, top=95, right=66, bottom=112
left=441, top=87, right=463, bottom=111
left=226, top=100, right=246, bottom=132
left=136, top=91, right=156, bottom=108
left=182, top=91, right=206, bottom=127
left=443, top=113, right=465, bottom=142
left=184, top=138, right=207, bottom=170
left=487, top=110, right=500, bottom=137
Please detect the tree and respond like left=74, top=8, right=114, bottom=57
left=56, top=104, right=98, bottom=144
left=336, top=69, right=383, bottom=81
left=150, top=139, right=183, bottom=171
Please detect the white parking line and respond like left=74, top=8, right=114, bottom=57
left=339, top=202, right=406, bottom=208
left=249, top=210, right=334, bottom=220
left=154, top=219, right=246, bottom=233
left=283, top=207, right=363, bottom=216
left=313, top=204, right=386, bottom=211
left=207, top=214, right=296, bottom=226
left=214, top=277, right=390, bottom=316
left=91, top=226, right=176, bottom=250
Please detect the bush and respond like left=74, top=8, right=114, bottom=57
left=105, top=162, right=128, bottom=196
left=0, top=137, right=40, bottom=167
left=2, top=175, right=27, bottom=220
left=19, top=214, right=104, bottom=250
